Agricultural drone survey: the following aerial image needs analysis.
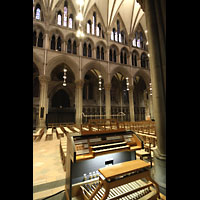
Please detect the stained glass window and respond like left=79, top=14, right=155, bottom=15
left=132, top=38, right=136, bottom=47
left=137, top=38, right=140, bottom=48
left=36, top=8, right=40, bottom=20
left=64, top=7, right=67, bottom=26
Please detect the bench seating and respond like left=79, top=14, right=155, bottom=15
left=46, top=128, right=53, bottom=140
left=56, top=127, right=64, bottom=139
left=33, top=128, right=45, bottom=141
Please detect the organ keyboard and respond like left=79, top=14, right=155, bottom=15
left=80, top=160, right=160, bottom=200
left=72, top=130, right=142, bottom=161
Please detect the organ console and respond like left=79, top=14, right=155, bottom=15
left=64, top=119, right=160, bottom=200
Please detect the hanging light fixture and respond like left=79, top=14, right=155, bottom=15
left=149, top=82, right=152, bottom=95
left=98, top=75, right=102, bottom=90
left=126, top=77, right=129, bottom=91
left=63, top=68, right=67, bottom=86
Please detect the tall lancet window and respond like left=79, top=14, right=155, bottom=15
left=92, top=12, right=96, bottom=35
left=35, top=4, right=41, bottom=20
left=57, top=11, right=62, bottom=25
left=63, top=1, right=68, bottom=27
left=69, top=14, right=73, bottom=28
left=87, top=20, right=91, bottom=34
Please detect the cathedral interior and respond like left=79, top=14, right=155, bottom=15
left=33, top=0, right=166, bottom=199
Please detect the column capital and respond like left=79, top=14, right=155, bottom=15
left=129, top=84, right=134, bottom=91
left=38, top=75, right=50, bottom=84
left=104, top=83, right=111, bottom=90
left=75, top=80, right=84, bottom=88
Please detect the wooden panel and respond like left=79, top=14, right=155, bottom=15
left=99, top=160, right=150, bottom=179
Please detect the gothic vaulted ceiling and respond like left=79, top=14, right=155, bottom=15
left=42, top=0, right=146, bottom=35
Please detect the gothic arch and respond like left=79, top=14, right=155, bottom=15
left=65, top=32, right=80, bottom=46
left=48, top=83, right=74, bottom=107
left=110, top=66, right=132, bottom=82
left=46, top=54, right=79, bottom=81
left=82, top=61, right=107, bottom=83
left=48, top=27, right=65, bottom=41
left=84, top=3, right=106, bottom=31
left=133, top=68, right=151, bottom=89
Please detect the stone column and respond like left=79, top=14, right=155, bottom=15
left=38, top=75, right=50, bottom=128
left=104, top=83, right=111, bottom=119
left=75, top=80, right=84, bottom=125
left=128, top=85, right=135, bottom=122
left=138, top=0, right=166, bottom=194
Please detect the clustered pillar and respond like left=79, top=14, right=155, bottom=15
left=38, top=75, right=50, bottom=128
left=138, top=0, right=166, bottom=194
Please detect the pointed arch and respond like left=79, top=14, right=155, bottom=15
left=82, top=61, right=108, bottom=84
left=46, top=54, right=79, bottom=82
left=110, top=66, right=132, bottom=82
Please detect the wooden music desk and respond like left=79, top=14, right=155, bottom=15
left=99, top=160, right=150, bottom=179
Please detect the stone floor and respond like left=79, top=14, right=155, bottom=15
left=33, top=132, right=66, bottom=200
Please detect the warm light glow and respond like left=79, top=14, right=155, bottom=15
left=76, top=0, right=84, bottom=6
left=63, top=68, right=67, bottom=72
left=76, top=29, right=84, bottom=37
left=76, top=12, right=83, bottom=21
